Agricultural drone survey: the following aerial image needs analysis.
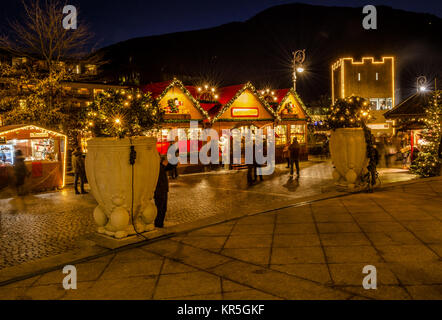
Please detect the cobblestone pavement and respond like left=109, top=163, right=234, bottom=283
left=0, top=160, right=417, bottom=269
left=1, top=177, right=440, bottom=300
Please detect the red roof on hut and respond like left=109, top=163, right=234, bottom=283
left=217, top=84, right=246, bottom=105
left=273, top=89, right=290, bottom=104
left=140, top=81, right=171, bottom=98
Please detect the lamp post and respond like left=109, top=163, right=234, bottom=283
left=292, top=49, right=306, bottom=91
left=417, top=76, right=427, bottom=92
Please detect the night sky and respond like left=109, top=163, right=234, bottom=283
left=1, top=0, right=442, bottom=49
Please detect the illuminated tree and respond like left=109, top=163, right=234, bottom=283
left=410, top=90, right=442, bottom=177
left=82, top=89, right=164, bottom=138
left=0, top=0, right=98, bottom=137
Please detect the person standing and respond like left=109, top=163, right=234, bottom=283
left=289, top=137, right=300, bottom=178
left=72, top=147, right=87, bottom=195
left=154, top=156, right=173, bottom=228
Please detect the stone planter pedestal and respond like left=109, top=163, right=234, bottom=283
left=329, top=128, right=368, bottom=190
left=85, top=137, right=160, bottom=239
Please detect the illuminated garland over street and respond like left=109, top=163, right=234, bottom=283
left=211, top=82, right=279, bottom=123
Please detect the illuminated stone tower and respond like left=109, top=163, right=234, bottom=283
left=331, top=57, right=395, bottom=133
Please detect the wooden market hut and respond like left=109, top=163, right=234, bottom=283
left=210, top=82, right=277, bottom=134
left=384, top=91, right=431, bottom=161
left=210, top=82, right=278, bottom=167
left=271, top=88, right=310, bottom=161
left=141, top=79, right=210, bottom=157
left=0, top=124, right=67, bottom=191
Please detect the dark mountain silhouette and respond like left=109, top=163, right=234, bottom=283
left=96, top=3, right=442, bottom=104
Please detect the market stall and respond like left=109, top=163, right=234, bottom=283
left=271, top=88, right=310, bottom=161
left=210, top=83, right=277, bottom=168
left=142, top=79, right=210, bottom=173
left=384, top=91, right=430, bottom=165
left=0, top=125, right=67, bottom=192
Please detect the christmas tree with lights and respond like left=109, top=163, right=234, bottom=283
left=82, top=89, right=163, bottom=138
left=410, top=90, right=442, bottom=177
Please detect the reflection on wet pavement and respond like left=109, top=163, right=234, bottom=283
left=0, top=160, right=417, bottom=269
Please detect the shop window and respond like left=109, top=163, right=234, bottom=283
left=290, top=124, right=305, bottom=143
left=275, top=125, right=287, bottom=145
left=370, top=98, right=393, bottom=111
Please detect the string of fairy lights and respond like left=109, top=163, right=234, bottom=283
left=83, top=88, right=160, bottom=138
left=410, top=90, right=441, bottom=177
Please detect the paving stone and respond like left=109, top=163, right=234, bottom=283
left=272, top=234, right=320, bottom=247
left=317, top=222, right=361, bottom=234
left=274, top=223, right=316, bottom=235
left=319, top=233, right=371, bottom=246
left=271, top=247, right=325, bottom=264
left=154, top=271, right=221, bottom=299
left=221, top=248, right=271, bottom=265
left=270, top=263, right=332, bottom=284
left=365, top=232, right=421, bottom=246
left=376, top=245, right=440, bottom=263
left=223, top=235, right=273, bottom=249
left=324, top=246, right=383, bottom=264
left=405, top=285, right=442, bottom=300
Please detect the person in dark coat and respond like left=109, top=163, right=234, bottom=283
left=154, top=156, right=174, bottom=228
left=289, top=137, right=300, bottom=177
left=13, top=150, right=29, bottom=196
left=72, top=147, right=87, bottom=195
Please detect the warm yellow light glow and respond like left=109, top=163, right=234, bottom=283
left=198, top=87, right=202, bottom=91
left=296, top=67, right=304, bottom=73
left=211, top=88, right=215, bottom=92
left=332, top=56, right=395, bottom=104
left=115, top=118, right=121, bottom=124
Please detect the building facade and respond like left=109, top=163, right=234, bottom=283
left=331, top=57, right=395, bottom=134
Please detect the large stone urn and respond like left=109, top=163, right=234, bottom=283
left=329, top=128, right=368, bottom=190
left=85, top=137, right=160, bottom=238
